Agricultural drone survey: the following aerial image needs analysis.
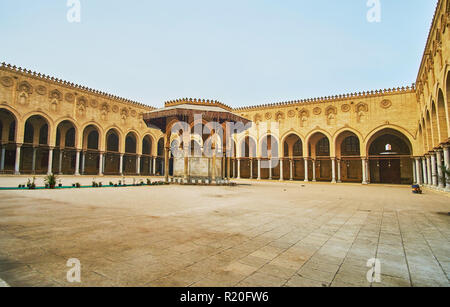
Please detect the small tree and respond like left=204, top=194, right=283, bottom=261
left=45, top=174, right=58, bottom=189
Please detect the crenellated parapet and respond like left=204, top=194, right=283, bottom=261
left=0, top=62, right=155, bottom=111
left=165, top=98, right=233, bottom=112
left=234, top=85, right=415, bottom=112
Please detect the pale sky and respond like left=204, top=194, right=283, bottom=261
left=0, top=0, right=438, bottom=108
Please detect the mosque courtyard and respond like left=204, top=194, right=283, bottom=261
left=0, top=176, right=448, bottom=287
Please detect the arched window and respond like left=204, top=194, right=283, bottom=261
left=316, top=138, right=330, bottom=156
left=342, top=136, right=360, bottom=156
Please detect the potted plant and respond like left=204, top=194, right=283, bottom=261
left=147, top=179, right=151, bottom=186
left=58, top=179, right=62, bottom=188
left=45, top=174, right=57, bottom=189
left=99, top=182, right=103, bottom=187
left=76, top=183, right=81, bottom=188
left=29, top=177, right=36, bottom=190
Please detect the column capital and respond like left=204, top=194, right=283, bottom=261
left=16, top=143, right=23, bottom=148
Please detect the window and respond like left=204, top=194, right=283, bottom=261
left=342, top=136, right=360, bottom=156
left=317, top=138, right=330, bottom=156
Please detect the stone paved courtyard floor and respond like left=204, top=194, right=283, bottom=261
left=0, top=176, right=449, bottom=287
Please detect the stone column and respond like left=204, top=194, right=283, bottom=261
left=184, top=154, right=189, bottom=180
left=212, top=147, right=217, bottom=182
left=269, top=159, right=273, bottom=180
left=136, top=155, right=141, bottom=175
left=337, top=159, right=342, bottom=183
left=14, top=144, right=22, bottom=175
left=331, top=158, right=336, bottom=183
left=164, top=145, right=170, bottom=183
left=436, top=150, right=444, bottom=189
left=290, top=159, right=294, bottom=181
left=415, top=158, right=423, bottom=185
left=431, top=153, right=438, bottom=187
left=426, top=155, right=432, bottom=186
left=149, top=157, right=153, bottom=175
left=31, top=146, right=37, bottom=174
left=279, top=159, right=284, bottom=181
left=227, top=157, right=231, bottom=179
left=0, top=146, right=5, bottom=171
left=250, top=159, right=253, bottom=179
left=362, top=158, right=368, bottom=185
left=422, top=157, right=428, bottom=185
left=366, top=159, right=370, bottom=184
left=443, top=145, right=450, bottom=191
left=99, top=152, right=104, bottom=176
left=312, top=160, right=316, bottom=182
left=152, top=157, right=156, bottom=175
left=232, top=159, right=235, bottom=178
left=412, top=159, right=417, bottom=184
left=81, top=152, right=86, bottom=175
left=103, top=154, right=106, bottom=175
left=304, top=159, right=309, bottom=182
left=58, top=150, right=63, bottom=175
left=237, top=158, right=241, bottom=179
left=47, top=147, right=54, bottom=175
left=257, top=158, right=261, bottom=180
left=119, top=154, right=124, bottom=176
left=75, top=150, right=81, bottom=176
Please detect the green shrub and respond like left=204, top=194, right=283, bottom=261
left=45, top=174, right=58, bottom=189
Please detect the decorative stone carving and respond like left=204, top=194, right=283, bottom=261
left=90, top=99, right=98, bottom=108
left=356, top=102, right=368, bottom=123
left=49, top=89, right=63, bottom=101
left=254, top=114, right=262, bottom=124
left=17, top=81, right=33, bottom=94
left=0, top=76, right=13, bottom=88
left=341, top=104, right=351, bottom=112
left=65, top=93, right=75, bottom=103
left=16, top=81, right=33, bottom=106
left=380, top=99, right=392, bottom=109
left=36, top=85, right=47, bottom=96
left=265, top=112, right=272, bottom=120
left=325, top=106, right=337, bottom=126
left=287, top=110, right=296, bottom=118
left=121, top=108, right=129, bottom=124
left=112, top=105, right=119, bottom=113
left=138, top=113, right=144, bottom=129
left=76, top=97, right=88, bottom=118
left=275, top=111, right=285, bottom=121
left=18, top=92, right=28, bottom=106
left=299, top=109, right=310, bottom=127
left=100, top=103, right=110, bottom=121
left=313, top=107, right=322, bottom=115
left=131, top=109, right=137, bottom=118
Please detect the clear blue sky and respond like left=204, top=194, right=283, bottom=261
left=0, top=0, right=437, bottom=108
